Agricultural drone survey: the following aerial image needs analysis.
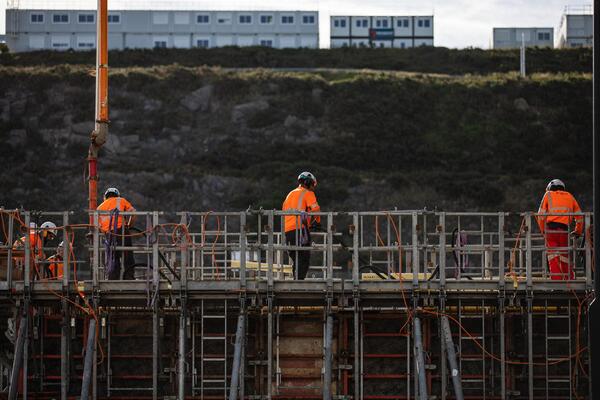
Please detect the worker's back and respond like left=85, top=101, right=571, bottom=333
left=282, top=186, right=320, bottom=233
left=537, top=190, right=582, bottom=234
left=97, top=196, right=134, bottom=233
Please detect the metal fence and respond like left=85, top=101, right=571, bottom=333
left=0, top=208, right=594, bottom=290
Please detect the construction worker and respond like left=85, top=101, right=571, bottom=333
left=282, top=172, right=321, bottom=280
left=97, top=187, right=137, bottom=280
left=46, top=241, right=64, bottom=279
left=536, top=179, right=583, bottom=280
left=12, top=221, right=57, bottom=279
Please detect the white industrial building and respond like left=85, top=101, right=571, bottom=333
left=557, top=5, right=593, bottom=48
left=330, top=16, right=434, bottom=48
left=493, top=27, right=554, bottom=49
left=4, top=9, right=319, bottom=52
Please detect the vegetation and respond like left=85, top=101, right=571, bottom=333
left=0, top=64, right=592, bottom=212
left=0, top=46, right=592, bottom=75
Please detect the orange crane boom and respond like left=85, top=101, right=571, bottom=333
left=88, top=0, right=109, bottom=219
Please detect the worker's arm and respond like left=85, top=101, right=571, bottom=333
left=572, top=196, right=584, bottom=235
left=124, top=199, right=136, bottom=228
left=536, top=193, right=548, bottom=234
left=306, top=192, right=321, bottom=226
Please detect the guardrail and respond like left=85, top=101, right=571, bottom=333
left=0, top=208, right=593, bottom=291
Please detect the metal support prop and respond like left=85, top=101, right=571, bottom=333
left=592, top=2, right=600, bottom=393
left=267, top=296, right=274, bottom=400
left=441, top=316, right=464, bottom=400
left=323, top=313, right=333, bottom=400
left=527, top=298, right=533, bottom=400
left=500, top=301, right=506, bottom=400
left=61, top=212, right=70, bottom=400
left=152, top=212, right=159, bottom=399
left=229, top=312, right=246, bottom=400
left=178, top=307, right=186, bottom=400
left=352, top=213, right=360, bottom=400
left=80, top=318, right=97, bottom=400
left=413, top=316, right=428, bottom=400
left=8, top=314, right=27, bottom=400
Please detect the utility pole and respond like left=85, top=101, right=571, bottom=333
left=590, top=1, right=600, bottom=398
left=520, top=32, right=526, bottom=78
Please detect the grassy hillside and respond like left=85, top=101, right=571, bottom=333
left=0, top=65, right=592, bottom=213
left=0, top=46, right=592, bottom=75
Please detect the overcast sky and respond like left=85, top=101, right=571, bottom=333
left=0, top=0, right=593, bottom=48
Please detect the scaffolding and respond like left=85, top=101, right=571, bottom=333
left=0, top=208, right=593, bottom=399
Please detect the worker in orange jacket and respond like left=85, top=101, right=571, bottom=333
left=46, top=241, right=64, bottom=279
left=536, top=179, right=583, bottom=280
left=282, top=172, right=321, bottom=280
left=97, top=187, right=137, bottom=280
left=12, top=221, right=57, bottom=279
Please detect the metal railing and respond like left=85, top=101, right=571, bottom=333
left=0, top=209, right=593, bottom=291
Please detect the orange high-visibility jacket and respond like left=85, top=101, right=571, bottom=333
left=537, top=190, right=583, bottom=234
left=97, top=197, right=135, bottom=233
left=12, top=231, right=44, bottom=262
left=47, top=255, right=64, bottom=278
left=282, top=186, right=321, bottom=233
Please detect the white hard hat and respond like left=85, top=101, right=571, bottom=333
left=104, top=187, right=120, bottom=199
left=40, top=221, right=57, bottom=236
left=298, top=171, right=317, bottom=187
left=546, top=179, right=565, bottom=191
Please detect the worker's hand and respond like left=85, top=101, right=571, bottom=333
left=570, top=230, right=581, bottom=237
left=310, top=221, right=322, bottom=231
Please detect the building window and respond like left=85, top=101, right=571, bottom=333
left=217, top=14, right=232, bottom=24
left=239, top=15, right=252, bottom=24
left=197, top=14, right=209, bottom=24
left=418, top=20, right=423, bottom=27
left=356, top=19, right=368, bottom=28
left=281, top=15, right=294, bottom=24
left=334, top=18, right=346, bottom=28
left=30, top=13, right=44, bottom=24
left=302, top=15, right=315, bottom=24
left=376, top=19, right=388, bottom=28
left=401, top=42, right=406, bottom=49
left=538, top=32, right=551, bottom=41
left=260, top=15, right=273, bottom=24
left=260, top=39, right=273, bottom=47
left=78, top=14, right=95, bottom=24
left=154, top=40, right=167, bottom=48
left=424, top=19, right=430, bottom=28
left=52, top=14, right=69, bottom=24
left=398, top=19, right=409, bottom=28
left=108, top=13, right=120, bottom=24
left=196, top=39, right=209, bottom=48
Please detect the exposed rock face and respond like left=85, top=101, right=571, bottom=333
left=231, top=99, right=269, bottom=123
left=0, top=66, right=592, bottom=215
left=181, top=85, right=213, bottom=112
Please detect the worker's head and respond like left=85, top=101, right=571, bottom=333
left=298, top=171, right=317, bottom=190
left=104, top=187, right=120, bottom=200
left=40, top=221, right=57, bottom=240
left=546, top=179, right=566, bottom=192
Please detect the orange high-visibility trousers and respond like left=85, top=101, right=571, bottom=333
left=545, top=229, right=573, bottom=280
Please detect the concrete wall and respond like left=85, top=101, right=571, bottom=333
left=4, top=9, right=319, bottom=52
left=330, top=15, right=434, bottom=48
left=493, top=27, right=554, bottom=49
